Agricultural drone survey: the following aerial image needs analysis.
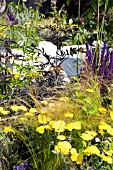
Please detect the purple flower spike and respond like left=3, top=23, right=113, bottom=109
left=7, top=12, right=18, bottom=26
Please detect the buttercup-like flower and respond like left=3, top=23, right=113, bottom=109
left=81, top=131, right=97, bottom=141
left=55, top=141, right=72, bottom=155
left=57, top=135, right=66, bottom=140
left=51, top=120, right=66, bottom=132
left=98, top=107, right=107, bottom=114
left=64, top=112, right=73, bottom=118
left=84, top=145, right=100, bottom=156
left=36, top=126, right=45, bottom=134
left=100, top=155, right=112, bottom=164
left=29, top=108, right=37, bottom=113
left=1, top=110, right=10, bottom=115
left=4, top=126, right=13, bottom=133
left=24, top=112, right=34, bottom=117
left=110, top=111, right=113, bottom=120
left=0, top=107, right=4, bottom=112
left=10, top=105, right=19, bottom=111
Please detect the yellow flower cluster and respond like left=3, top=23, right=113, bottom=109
left=81, top=131, right=97, bottom=141
left=49, top=120, right=66, bottom=132
left=84, top=145, right=100, bottom=156
left=10, top=105, right=27, bottom=112
left=110, top=111, right=113, bottom=120
left=55, top=141, right=72, bottom=155
left=70, top=148, right=83, bottom=164
left=0, top=107, right=10, bottom=115
left=4, top=126, right=13, bottom=133
left=65, top=122, right=81, bottom=131
left=36, top=125, right=50, bottom=134
left=98, top=107, right=107, bottom=114
left=98, top=121, right=113, bottom=135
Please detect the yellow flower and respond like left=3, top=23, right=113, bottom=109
left=59, top=97, right=70, bottom=102
left=13, top=72, right=21, bottom=79
left=100, top=155, right=112, bottom=164
left=57, top=135, right=66, bottom=140
left=24, top=112, right=34, bottom=117
left=52, top=120, right=66, bottom=132
left=84, top=145, right=100, bottom=156
left=36, top=126, right=45, bottom=134
left=107, top=126, right=113, bottom=136
left=0, top=107, right=4, bottom=112
left=54, top=145, right=60, bottom=153
left=110, top=111, right=113, bottom=120
left=19, top=105, right=27, bottom=112
left=98, top=121, right=109, bottom=130
left=83, top=147, right=91, bottom=156
left=38, top=114, right=51, bottom=124
left=4, top=126, right=13, bottom=133
left=64, top=112, right=73, bottom=118
left=98, top=107, right=107, bottom=114
left=41, top=101, right=48, bottom=105
left=73, top=122, right=81, bottom=130
left=19, top=117, right=25, bottom=121
left=81, top=131, right=97, bottom=141
left=70, top=148, right=77, bottom=155
left=55, top=141, right=72, bottom=155
left=71, top=153, right=78, bottom=162
left=76, top=153, right=83, bottom=164
left=1, top=110, right=10, bottom=115
left=65, top=122, right=74, bottom=131
left=29, top=108, right=37, bottom=113
left=10, top=105, right=20, bottom=111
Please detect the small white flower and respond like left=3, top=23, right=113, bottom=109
left=22, top=0, right=27, bottom=2
left=69, top=19, right=73, bottom=25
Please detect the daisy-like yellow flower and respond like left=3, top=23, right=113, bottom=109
left=36, top=126, right=45, bottom=134
left=24, top=112, right=34, bottom=117
left=0, top=107, right=4, bottom=112
left=110, top=111, right=113, bottom=120
left=57, top=135, right=66, bottom=140
left=29, top=108, right=37, bottom=113
left=13, top=72, right=21, bottom=79
left=73, top=122, right=81, bottom=130
left=70, top=148, right=83, bottom=164
left=10, top=105, right=20, bottom=111
left=19, top=105, right=27, bottom=112
left=38, top=114, right=51, bottom=124
left=98, top=107, right=107, bottom=114
left=65, top=122, right=74, bottom=131
left=76, top=153, right=83, bottom=164
left=55, top=141, right=72, bottom=155
left=64, top=112, right=73, bottom=118
left=41, top=100, right=48, bottom=106
left=84, top=145, right=100, bottom=156
left=81, top=131, right=97, bottom=141
left=1, top=110, right=10, bottom=115
left=4, top=126, right=13, bottom=133
left=51, top=120, right=66, bottom=132
left=19, top=117, right=25, bottom=121
left=70, top=148, right=77, bottom=155
left=100, top=155, right=112, bottom=164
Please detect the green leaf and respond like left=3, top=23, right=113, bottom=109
left=83, top=97, right=92, bottom=104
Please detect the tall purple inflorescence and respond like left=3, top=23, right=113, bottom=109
left=13, top=162, right=29, bottom=170
left=7, top=12, right=18, bottom=26
left=84, top=41, right=113, bottom=81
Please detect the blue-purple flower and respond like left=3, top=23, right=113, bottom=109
left=13, top=162, right=29, bottom=170
left=6, top=12, right=18, bottom=26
